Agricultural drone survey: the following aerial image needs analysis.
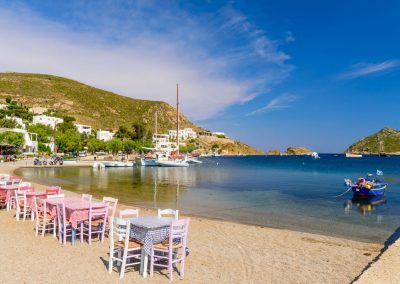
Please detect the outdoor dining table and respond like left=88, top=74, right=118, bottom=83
left=128, top=216, right=173, bottom=278
left=46, top=197, right=107, bottom=245
left=0, top=184, right=20, bottom=210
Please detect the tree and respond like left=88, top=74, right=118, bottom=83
left=26, top=123, right=53, bottom=143
left=123, top=140, right=136, bottom=154
left=55, top=129, right=82, bottom=152
left=106, top=138, right=123, bottom=154
left=0, top=131, right=25, bottom=148
left=38, top=142, right=51, bottom=154
left=5, top=97, right=11, bottom=104
left=86, top=138, right=106, bottom=154
left=56, top=121, right=76, bottom=133
left=132, top=123, right=151, bottom=140
left=0, top=119, right=18, bottom=129
left=180, top=143, right=196, bottom=153
left=114, top=126, right=134, bottom=140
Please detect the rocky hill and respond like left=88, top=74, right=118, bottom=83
left=346, top=127, right=400, bottom=154
left=0, top=72, right=197, bottom=132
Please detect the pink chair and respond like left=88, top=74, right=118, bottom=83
left=14, top=190, right=31, bottom=221
left=56, top=202, right=82, bottom=245
left=34, top=197, right=56, bottom=238
left=19, top=182, right=35, bottom=193
left=45, top=186, right=61, bottom=195
left=150, top=219, right=190, bottom=280
left=81, top=204, right=109, bottom=245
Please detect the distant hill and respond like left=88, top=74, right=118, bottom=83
left=346, top=127, right=400, bottom=154
left=0, top=72, right=197, bottom=132
left=0, top=72, right=261, bottom=154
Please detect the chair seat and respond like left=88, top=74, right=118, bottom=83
left=114, top=240, right=142, bottom=249
left=84, top=219, right=105, bottom=226
left=153, top=242, right=182, bottom=250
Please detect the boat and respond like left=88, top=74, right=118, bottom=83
left=157, top=159, right=189, bottom=167
left=311, top=152, right=320, bottom=159
left=344, top=173, right=388, bottom=196
left=103, top=161, right=134, bottom=167
left=345, top=153, right=362, bottom=158
left=186, top=156, right=203, bottom=164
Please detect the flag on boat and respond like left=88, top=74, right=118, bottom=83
left=377, top=169, right=383, bottom=176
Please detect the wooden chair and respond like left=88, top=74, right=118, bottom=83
left=34, top=197, right=56, bottom=238
left=81, top=204, right=108, bottom=245
left=56, top=202, right=73, bottom=245
left=150, top=219, right=190, bottom=280
left=108, top=218, right=142, bottom=278
left=119, top=208, right=139, bottom=219
left=103, top=197, right=118, bottom=220
left=82, top=194, right=92, bottom=202
left=158, top=208, right=179, bottom=220
left=14, top=190, right=31, bottom=221
left=45, top=186, right=61, bottom=195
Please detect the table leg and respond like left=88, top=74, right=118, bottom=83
left=140, top=250, right=149, bottom=278
left=71, top=227, right=76, bottom=245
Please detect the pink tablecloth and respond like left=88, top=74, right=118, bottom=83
left=0, top=185, right=20, bottom=205
left=46, top=197, right=107, bottom=228
left=26, top=193, right=47, bottom=212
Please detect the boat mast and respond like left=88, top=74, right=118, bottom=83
left=154, top=111, right=158, bottom=149
left=176, top=83, right=179, bottom=155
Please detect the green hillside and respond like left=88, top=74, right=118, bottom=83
left=0, top=72, right=198, bottom=132
left=346, top=127, right=400, bottom=154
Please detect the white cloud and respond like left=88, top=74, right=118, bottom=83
left=337, top=60, right=400, bottom=80
left=248, top=94, right=298, bottom=115
left=0, top=2, right=292, bottom=121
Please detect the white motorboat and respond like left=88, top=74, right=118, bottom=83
left=157, top=159, right=189, bottom=167
left=345, top=153, right=362, bottom=158
left=103, top=161, right=135, bottom=167
left=311, top=152, right=320, bottom=159
left=187, top=156, right=203, bottom=164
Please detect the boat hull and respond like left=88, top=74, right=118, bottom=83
left=157, top=160, right=189, bottom=167
left=351, top=184, right=387, bottom=196
left=137, top=158, right=159, bottom=167
left=103, top=162, right=134, bottom=167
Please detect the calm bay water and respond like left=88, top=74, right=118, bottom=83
left=15, top=154, right=400, bottom=243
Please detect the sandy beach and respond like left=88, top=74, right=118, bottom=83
left=0, top=160, right=389, bottom=283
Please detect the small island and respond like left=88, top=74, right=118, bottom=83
left=267, top=147, right=313, bottom=156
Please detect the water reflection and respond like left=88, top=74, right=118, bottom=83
left=345, top=195, right=387, bottom=217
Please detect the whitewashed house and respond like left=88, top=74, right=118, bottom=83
left=96, top=130, right=114, bottom=141
left=32, top=115, right=63, bottom=129
left=75, top=123, right=92, bottom=135
left=5, top=116, right=26, bottom=129
left=168, top=128, right=197, bottom=140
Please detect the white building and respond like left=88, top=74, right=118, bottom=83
left=96, top=130, right=114, bottom=141
left=32, top=115, right=63, bottom=129
left=0, top=104, right=7, bottom=110
left=75, top=123, right=92, bottom=135
left=5, top=116, right=26, bottom=129
left=0, top=128, right=38, bottom=153
left=152, top=134, right=177, bottom=151
left=212, top=132, right=226, bottom=137
left=168, top=128, right=197, bottom=141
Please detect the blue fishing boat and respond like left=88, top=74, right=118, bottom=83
left=344, top=173, right=388, bottom=197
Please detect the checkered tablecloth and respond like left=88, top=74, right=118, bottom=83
left=129, top=216, right=172, bottom=255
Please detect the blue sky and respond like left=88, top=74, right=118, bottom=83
left=0, top=1, right=399, bottom=152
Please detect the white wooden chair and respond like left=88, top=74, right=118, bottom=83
left=103, top=197, right=118, bottom=220
left=119, top=208, right=139, bottom=219
left=158, top=208, right=179, bottom=220
left=56, top=202, right=73, bottom=245
left=82, top=194, right=92, bottom=202
left=34, top=197, right=56, bottom=237
left=14, top=190, right=30, bottom=221
left=108, top=218, right=142, bottom=278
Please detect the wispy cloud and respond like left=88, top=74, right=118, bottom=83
left=285, top=31, right=295, bottom=43
left=0, top=2, right=292, bottom=121
left=248, top=94, right=298, bottom=115
left=337, top=60, right=400, bottom=80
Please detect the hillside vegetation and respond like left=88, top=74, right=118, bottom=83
left=0, top=72, right=197, bottom=132
left=346, top=127, right=400, bottom=154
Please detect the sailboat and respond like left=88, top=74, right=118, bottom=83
left=157, top=84, right=189, bottom=167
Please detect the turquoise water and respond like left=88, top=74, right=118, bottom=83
left=15, top=154, right=400, bottom=243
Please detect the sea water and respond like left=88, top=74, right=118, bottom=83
left=15, top=154, right=400, bottom=243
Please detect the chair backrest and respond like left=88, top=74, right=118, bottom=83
left=168, top=219, right=189, bottom=249
left=19, top=182, right=35, bottom=192
left=34, top=197, right=46, bottom=217
left=46, top=194, right=65, bottom=199
left=12, top=178, right=22, bottom=185
left=158, top=208, right=179, bottom=220
left=15, top=190, right=27, bottom=208
left=102, top=197, right=118, bottom=219
left=110, top=217, right=131, bottom=243
left=119, top=208, right=139, bottom=219
left=89, top=203, right=109, bottom=222
left=45, top=186, right=61, bottom=195
left=56, top=202, right=67, bottom=228
left=82, top=194, right=92, bottom=202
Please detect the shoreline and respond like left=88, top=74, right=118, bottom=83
left=0, top=159, right=391, bottom=283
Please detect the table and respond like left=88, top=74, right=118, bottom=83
left=129, top=216, right=172, bottom=278
left=0, top=185, right=20, bottom=210
left=46, top=197, right=107, bottom=245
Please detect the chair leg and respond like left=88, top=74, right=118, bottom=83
left=42, top=218, right=46, bottom=238
left=80, top=223, right=84, bottom=243
left=150, top=248, right=154, bottom=277
left=181, top=250, right=185, bottom=278
left=168, top=250, right=173, bottom=281
left=120, top=248, right=128, bottom=279
left=53, top=219, right=57, bottom=238
left=35, top=219, right=39, bottom=237
left=108, top=247, right=114, bottom=273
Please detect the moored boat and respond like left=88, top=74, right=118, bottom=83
left=103, top=161, right=135, bottom=167
left=344, top=173, right=388, bottom=196
left=345, top=153, right=362, bottom=158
